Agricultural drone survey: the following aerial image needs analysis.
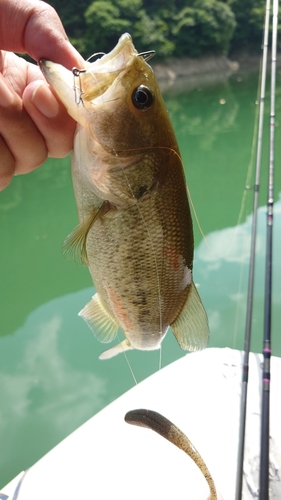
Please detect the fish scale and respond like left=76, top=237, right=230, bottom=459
left=40, top=33, right=209, bottom=359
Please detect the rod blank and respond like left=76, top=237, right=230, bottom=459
left=235, top=1, right=271, bottom=498
left=259, top=0, right=279, bottom=497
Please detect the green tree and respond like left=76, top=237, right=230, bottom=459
left=134, top=11, right=175, bottom=57
left=44, top=0, right=267, bottom=60
left=172, top=0, right=236, bottom=57
left=226, top=0, right=265, bottom=52
left=83, top=0, right=142, bottom=55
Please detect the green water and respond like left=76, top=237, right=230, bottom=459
left=0, top=68, right=281, bottom=487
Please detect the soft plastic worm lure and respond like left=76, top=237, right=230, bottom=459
left=125, top=409, right=217, bottom=500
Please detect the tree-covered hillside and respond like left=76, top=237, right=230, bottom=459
left=46, top=0, right=269, bottom=59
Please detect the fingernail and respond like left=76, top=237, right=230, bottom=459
left=31, top=81, right=59, bottom=118
left=0, top=75, right=14, bottom=107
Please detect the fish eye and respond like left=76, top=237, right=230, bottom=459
left=132, top=85, right=154, bottom=110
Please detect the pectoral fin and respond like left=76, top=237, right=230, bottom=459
left=79, top=293, right=119, bottom=343
left=99, top=339, right=133, bottom=360
left=170, top=282, right=209, bottom=351
left=63, top=201, right=110, bottom=265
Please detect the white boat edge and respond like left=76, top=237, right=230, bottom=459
left=1, top=348, right=281, bottom=499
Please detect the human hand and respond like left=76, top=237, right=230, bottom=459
left=0, top=0, right=84, bottom=190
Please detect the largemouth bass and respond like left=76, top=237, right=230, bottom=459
left=40, top=33, right=209, bottom=359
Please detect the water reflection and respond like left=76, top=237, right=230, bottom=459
left=165, top=81, right=240, bottom=152
left=195, top=193, right=281, bottom=354
left=1, top=194, right=280, bottom=487
left=0, top=289, right=109, bottom=484
left=1, top=68, right=281, bottom=488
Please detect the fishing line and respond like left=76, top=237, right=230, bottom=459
left=232, top=265, right=248, bottom=350
left=158, top=344, right=162, bottom=372
left=235, top=61, right=264, bottom=228
left=182, top=123, right=261, bottom=358
left=117, top=162, right=164, bottom=372
left=181, top=59, right=263, bottom=267
left=123, top=350, right=138, bottom=386
left=115, top=331, right=138, bottom=385
left=71, top=70, right=138, bottom=387
left=232, top=45, right=267, bottom=350
left=186, top=133, right=258, bottom=260
left=109, top=144, right=209, bottom=373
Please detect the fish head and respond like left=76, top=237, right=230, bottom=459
left=40, top=33, right=169, bottom=140
left=40, top=34, right=140, bottom=124
left=40, top=34, right=176, bottom=204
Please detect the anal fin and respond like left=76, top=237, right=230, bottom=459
left=171, top=281, right=209, bottom=351
left=79, top=293, right=119, bottom=343
left=99, top=339, right=133, bottom=360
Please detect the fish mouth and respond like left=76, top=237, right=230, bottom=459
left=39, top=33, right=138, bottom=118
left=77, top=33, right=138, bottom=102
left=86, top=33, right=136, bottom=72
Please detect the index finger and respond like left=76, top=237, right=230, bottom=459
left=0, top=0, right=83, bottom=68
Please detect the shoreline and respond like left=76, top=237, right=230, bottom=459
left=152, top=55, right=238, bottom=81
left=151, top=51, right=281, bottom=81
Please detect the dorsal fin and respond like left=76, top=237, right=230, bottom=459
left=63, top=201, right=110, bottom=265
left=79, top=293, right=119, bottom=343
left=170, top=281, right=209, bottom=351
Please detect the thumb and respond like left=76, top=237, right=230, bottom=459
left=0, top=0, right=83, bottom=68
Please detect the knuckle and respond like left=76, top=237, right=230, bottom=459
left=0, top=106, right=48, bottom=174
left=15, top=147, right=48, bottom=175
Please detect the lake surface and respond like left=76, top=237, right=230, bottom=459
left=0, top=67, right=281, bottom=487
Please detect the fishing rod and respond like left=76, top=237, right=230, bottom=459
left=235, top=1, right=271, bottom=498
left=259, top=0, right=278, bottom=497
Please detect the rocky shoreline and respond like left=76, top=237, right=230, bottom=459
left=152, top=55, right=238, bottom=81
left=151, top=51, right=281, bottom=81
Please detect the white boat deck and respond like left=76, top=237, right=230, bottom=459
left=2, top=348, right=281, bottom=499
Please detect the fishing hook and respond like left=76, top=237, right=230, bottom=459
left=86, top=52, right=106, bottom=62
left=72, top=49, right=155, bottom=104
left=72, top=67, right=87, bottom=105
left=137, top=50, right=155, bottom=62
left=72, top=52, right=106, bottom=104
